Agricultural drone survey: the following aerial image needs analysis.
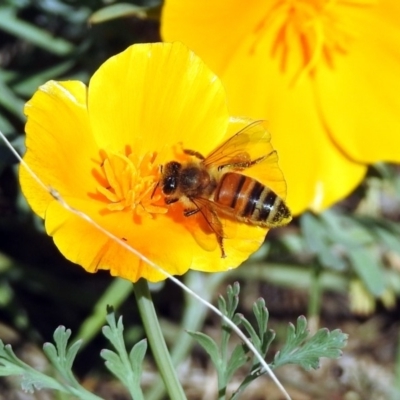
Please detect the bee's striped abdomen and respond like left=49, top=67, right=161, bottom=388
left=214, top=172, right=291, bottom=227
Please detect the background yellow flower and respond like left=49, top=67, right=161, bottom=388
left=162, top=0, right=400, bottom=214
left=20, top=42, right=288, bottom=283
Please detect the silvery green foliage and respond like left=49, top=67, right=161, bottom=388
left=0, top=310, right=147, bottom=400
left=0, top=326, right=101, bottom=399
left=188, top=282, right=348, bottom=399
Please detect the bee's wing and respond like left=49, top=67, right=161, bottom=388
left=191, top=197, right=238, bottom=239
left=204, top=120, right=287, bottom=201
left=203, top=120, right=273, bottom=168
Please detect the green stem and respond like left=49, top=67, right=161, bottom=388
left=133, top=278, right=186, bottom=400
left=146, top=271, right=226, bottom=400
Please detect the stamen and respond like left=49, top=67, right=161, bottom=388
left=253, top=0, right=376, bottom=85
left=97, top=151, right=167, bottom=217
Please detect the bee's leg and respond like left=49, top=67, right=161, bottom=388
left=203, top=205, right=226, bottom=258
left=248, top=154, right=270, bottom=166
left=188, top=198, right=227, bottom=258
left=246, top=151, right=277, bottom=167
left=165, top=197, right=179, bottom=205
left=183, top=149, right=206, bottom=160
left=194, top=209, right=226, bottom=258
left=184, top=208, right=200, bottom=217
left=218, top=236, right=226, bottom=258
left=218, top=151, right=276, bottom=170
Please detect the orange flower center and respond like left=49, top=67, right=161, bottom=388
left=255, top=0, right=375, bottom=83
left=97, top=151, right=167, bottom=218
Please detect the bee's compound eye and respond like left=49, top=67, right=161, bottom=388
left=163, top=176, right=177, bottom=194
left=162, top=161, right=181, bottom=195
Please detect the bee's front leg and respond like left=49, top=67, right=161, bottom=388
left=165, top=197, right=179, bottom=205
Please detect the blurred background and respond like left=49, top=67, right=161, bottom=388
left=1, top=0, right=400, bottom=399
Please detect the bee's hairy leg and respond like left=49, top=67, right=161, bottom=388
left=187, top=207, right=226, bottom=257
left=203, top=204, right=226, bottom=258
left=248, top=154, right=270, bottom=166
left=184, top=208, right=200, bottom=217
left=183, top=149, right=206, bottom=160
left=187, top=198, right=227, bottom=258
left=218, top=236, right=226, bottom=258
left=218, top=154, right=270, bottom=171
left=165, top=197, right=179, bottom=205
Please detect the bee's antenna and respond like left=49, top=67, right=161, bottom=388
left=150, top=165, right=162, bottom=199
left=151, top=181, right=159, bottom=199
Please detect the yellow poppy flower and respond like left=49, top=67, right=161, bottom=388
left=162, top=0, right=400, bottom=214
left=20, top=42, right=289, bottom=283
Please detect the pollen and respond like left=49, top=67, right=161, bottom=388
left=97, top=151, right=167, bottom=217
left=254, top=0, right=375, bottom=83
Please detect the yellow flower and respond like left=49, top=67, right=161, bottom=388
left=20, top=42, right=289, bottom=283
left=162, top=0, right=400, bottom=214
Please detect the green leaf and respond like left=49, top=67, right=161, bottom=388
left=186, top=331, right=221, bottom=368
left=0, top=341, right=31, bottom=374
left=129, top=339, right=147, bottom=392
left=43, top=326, right=82, bottom=375
left=101, top=349, right=126, bottom=380
left=261, top=330, right=276, bottom=357
left=0, top=7, right=74, bottom=56
left=101, top=311, right=145, bottom=400
left=42, top=326, right=97, bottom=399
left=301, top=213, right=327, bottom=254
left=273, top=316, right=348, bottom=370
left=0, top=335, right=103, bottom=399
left=217, top=293, right=227, bottom=315
left=373, top=224, right=400, bottom=255
left=102, top=313, right=124, bottom=346
left=129, top=339, right=147, bottom=372
left=89, top=3, right=148, bottom=24
left=225, top=282, right=240, bottom=319
left=348, top=247, right=385, bottom=297
left=101, top=349, right=121, bottom=366
left=0, top=113, right=14, bottom=134
left=65, top=340, right=83, bottom=370
left=301, top=213, right=346, bottom=270
left=322, top=211, right=375, bottom=246
left=226, top=343, right=250, bottom=382
left=0, top=72, right=25, bottom=119
left=253, top=299, right=268, bottom=333
left=236, top=314, right=261, bottom=352
left=42, top=342, right=58, bottom=365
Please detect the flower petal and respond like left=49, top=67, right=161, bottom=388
left=316, top=0, right=400, bottom=163
left=162, top=0, right=269, bottom=73
left=43, top=193, right=265, bottom=282
left=44, top=199, right=191, bottom=282
left=20, top=81, right=98, bottom=217
left=88, top=42, right=230, bottom=163
left=212, top=29, right=367, bottom=214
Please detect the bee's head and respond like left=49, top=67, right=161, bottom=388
left=161, top=161, right=182, bottom=195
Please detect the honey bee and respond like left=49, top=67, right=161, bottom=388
left=159, top=120, right=292, bottom=258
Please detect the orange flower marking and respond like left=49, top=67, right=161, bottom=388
left=254, top=0, right=375, bottom=83
left=97, top=151, right=166, bottom=217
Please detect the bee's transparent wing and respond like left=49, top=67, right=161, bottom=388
left=204, top=120, right=273, bottom=169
